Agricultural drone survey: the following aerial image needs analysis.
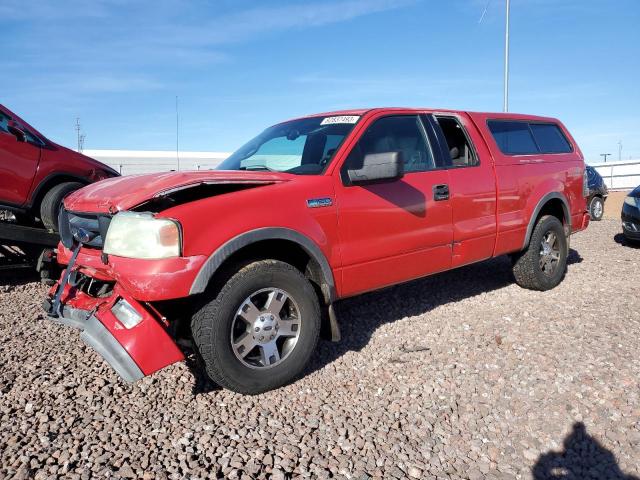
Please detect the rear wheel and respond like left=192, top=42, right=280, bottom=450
left=191, top=260, right=321, bottom=394
left=512, top=215, right=568, bottom=291
left=589, top=196, right=604, bottom=221
left=40, top=182, right=83, bottom=232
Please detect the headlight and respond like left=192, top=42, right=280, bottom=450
left=624, top=196, right=639, bottom=208
left=104, top=211, right=181, bottom=259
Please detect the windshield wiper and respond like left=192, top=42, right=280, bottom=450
left=238, top=165, right=276, bottom=172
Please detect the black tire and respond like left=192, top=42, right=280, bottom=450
left=512, top=215, right=568, bottom=291
left=623, top=233, right=640, bottom=246
left=191, top=260, right=321, bottom=394
left=40, top=182, right=84, bottom=231
left=589, top=196, right=604, bottom=221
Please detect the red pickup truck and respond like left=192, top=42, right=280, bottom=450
left=45, top=108, right=589, bottom=393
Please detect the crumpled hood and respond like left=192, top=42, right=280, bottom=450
left=64, top=170, right=290, bottom=213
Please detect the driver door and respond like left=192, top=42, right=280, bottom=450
left=333, top=114, right=453, bottom=297
left=0, top=109, right=41, bottom=206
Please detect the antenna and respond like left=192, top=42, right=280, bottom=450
left=175, top=96, right=180, bottom=171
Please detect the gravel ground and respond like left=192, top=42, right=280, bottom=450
left=1, top=219, right=639, bottom=480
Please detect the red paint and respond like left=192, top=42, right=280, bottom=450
left=63, top=170, right=287, bottom=214
left=49, top=280, right=184, bottom=375
left=49, top=107, right=589, bottom=380
left=94, top=287, right=184, bottom=376
left=57, top=245, right=207, bottom=301
left=0, top=104, right=118, bottom=210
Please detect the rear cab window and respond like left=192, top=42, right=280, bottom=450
left=528, top=123, right=572, bottom=153
left=487, top=120, right=573, bottom=155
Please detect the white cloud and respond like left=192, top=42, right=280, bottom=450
left=1, top=0, right=418, bottom=96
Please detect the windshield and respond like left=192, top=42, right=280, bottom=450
left=217, top=115, right=360, bottom=175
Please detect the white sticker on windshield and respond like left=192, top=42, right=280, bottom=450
left=320, top=116, right=360, bottom=125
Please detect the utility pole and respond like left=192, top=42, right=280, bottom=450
left=175, top=96, right=180, bottom=171
left=478, top=1, right=510, bottom=111
left=503, top=0, right=510, bottom=112
left=600, top=153, right=611, bottom=162
left=617, top=140, right=622, bottom=161
left=75, top=118, right=85, bottom=152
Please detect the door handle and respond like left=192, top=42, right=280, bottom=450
left=433, top=184, right=449, bottom=201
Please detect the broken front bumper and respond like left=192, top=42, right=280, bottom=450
left=44, top=278, right=185, bottom=383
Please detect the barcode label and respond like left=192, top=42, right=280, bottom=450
left=320, top=116, right=360, bottom=125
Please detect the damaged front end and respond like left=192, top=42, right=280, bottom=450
left=43, top=170, right=288, bottom=382
left=44, top=220, right=185, bottom=382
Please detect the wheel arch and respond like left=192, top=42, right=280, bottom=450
left=189, top=227, right=337, bottom=304
left=28, top=172, right=88, bottom=212
left=523, top=192, right=571, bottom=249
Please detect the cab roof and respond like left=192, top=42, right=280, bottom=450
left=288, top=107, right=559, bottom=124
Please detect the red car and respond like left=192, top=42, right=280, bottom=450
left=45, top=108, right=590, bottom=393
left=0, top=104, right=118, bottom=232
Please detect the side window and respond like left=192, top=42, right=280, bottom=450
left=322, top=134, right=343, bottom=160
left=0, top=112, right=12, bottom=135
left=487, top=120, right=539, bottom=155
left=343, top=115, right=435, bottom=177
left=529, top=123, right=572, bottom=153
left=15, top=123, right=41, bottom=146
left=435, top=116, right=478, bottom=167
left=0, top=112, right=41, bottom=145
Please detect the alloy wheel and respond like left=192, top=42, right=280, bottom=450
left=230, top=288, right=301, bottom=369
left=539, top=230, right=561, bottom=276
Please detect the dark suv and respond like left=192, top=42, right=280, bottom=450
left=0, top=104, right=118, bottom=232
left=585, top=165, right=608, bottom=221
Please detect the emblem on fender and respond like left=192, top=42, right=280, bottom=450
left=306, top=197, right=333, bottom=208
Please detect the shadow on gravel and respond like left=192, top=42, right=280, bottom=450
left=533, top=422, right=639, bottom=480
left=566, top=248, right=583, bottom=265
left=0, top=267, right=40, bottom=287
left=0, top=244, right=40, bottom=286
left=614, top=233, right=640, bottom=249
left=306, top=249, right=583, bottom=376
left=183, top=349, right=222, bottom=395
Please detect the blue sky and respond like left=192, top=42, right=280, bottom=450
left=2, top=0, right=639, bottom=162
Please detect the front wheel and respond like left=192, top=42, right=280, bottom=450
left=512, top=215, right=568, bottom=291
left=191, top=260, right=321, bottom=394
left=589, top=196, right=604, bottom=221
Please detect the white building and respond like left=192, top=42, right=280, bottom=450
left=587, top=158, right=640, bottom=190
left=85, top=150, right=230, bottom=176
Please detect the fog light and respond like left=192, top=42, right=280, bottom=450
left=111, top=298, right=143, bottom=329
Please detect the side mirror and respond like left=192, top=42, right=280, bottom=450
left=7, top=124, right=27, bottom=143
left=347, top=152, right=404, bottom=185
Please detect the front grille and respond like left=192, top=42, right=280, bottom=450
left=59, top=209, right=111, bottom=249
